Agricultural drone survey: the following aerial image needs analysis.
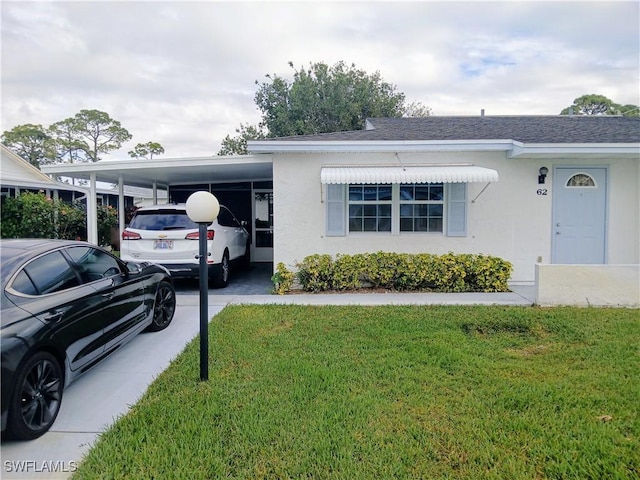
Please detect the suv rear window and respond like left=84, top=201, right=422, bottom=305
left=129, top=210, right=199, bottom=231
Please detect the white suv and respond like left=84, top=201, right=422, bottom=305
left=120, top=204, right=249, bottom=288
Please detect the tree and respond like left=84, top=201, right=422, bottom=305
left=48, top=118, right=90, bottom=163
left=4, top=109, right=137, bottom=168
left=560, top=94, right=639, bottom=116
left=128, top=141, right=165, bottom=160
left=218, top=124, right=266, bottom=156
left=404, top=101, right=433, bottom=118
left=71, top=109, right=132, bottom=162
left=219, top=61, right=431, bottom=155
left=1, top=124, right=55, bottom=168
left=618, top=104, right=640, bottom=117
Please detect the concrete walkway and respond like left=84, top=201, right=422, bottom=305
left=202, top=284, right=536, bottom=307
left=1, top=288, right=534, bottom=479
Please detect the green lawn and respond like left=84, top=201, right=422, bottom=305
left=72, top=305, right=639, bottom=480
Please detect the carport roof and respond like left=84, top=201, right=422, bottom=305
left=41, top=155, right=273, bottom=189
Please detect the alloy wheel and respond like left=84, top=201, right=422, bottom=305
left=150, top=282, right=176, bottom=331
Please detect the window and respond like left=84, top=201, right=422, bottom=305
left=217, top=206, right=238, bottom=227
left=566, top=173, right=596, bottom=187
left=66, top=246, right=121, bottom=282
left=348, top=184, right=392, bottom=232
left=327, top=182, right=466, bottom=236
left=12, top=251, right=80, bottom=295
left=129, top=209, right=199, bottom=230
left=399, top=184, right=444, bottom=232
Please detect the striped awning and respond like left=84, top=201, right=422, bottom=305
left=320, top=165, right=499, bottom=184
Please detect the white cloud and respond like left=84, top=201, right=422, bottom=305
left=2, top=0, right=638, bottom=158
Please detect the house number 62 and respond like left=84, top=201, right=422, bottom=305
left=536, top=189, right=548, bottom=195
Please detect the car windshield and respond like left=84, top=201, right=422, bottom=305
left=129, top=210, right=199, bottom=231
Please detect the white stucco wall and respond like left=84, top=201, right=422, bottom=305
left=536, top=264, right=640, bottom=307
left=273, top=151, right=639, bottom=283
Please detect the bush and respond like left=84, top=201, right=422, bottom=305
left=271, top=262, right=295, bottom=295
left=294, top=251, right=512, bottom=293
left=97, top=205, right=118, bottom=247
left=295, top=254, right=333, bottom=292
left=0, top=192, right=122, bottom=246
left=0, top=192, right=85, bottom=240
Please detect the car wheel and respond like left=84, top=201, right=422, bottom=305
left=212, top=250, right=230, bottom=288
left=147, top=281, right=176, bottom=332
left=7, top=351, right=63, bottom=441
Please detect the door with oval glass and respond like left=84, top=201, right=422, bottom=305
left=252, top=190, right=273, bottom=262
left=552, top=167, right=607, bottom=264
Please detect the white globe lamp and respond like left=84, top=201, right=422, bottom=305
left=186, top=191, right=220, bottom=224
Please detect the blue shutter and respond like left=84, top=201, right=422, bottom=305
left=326, top=184, right=346, bottom=236
left=447, top=183, right=467, bottom=237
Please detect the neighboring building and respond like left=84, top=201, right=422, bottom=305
left=248, top=116, right=640, bottom=285
left=116, top=185, right=168, bottom=208
left=1, top=144, right=142, bottom=208
left=1, top=144, right=138, bottom=239
left=1, top=144, right=89, bottom=202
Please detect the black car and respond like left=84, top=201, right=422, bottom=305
left=1, top=239, right=176, bottom=440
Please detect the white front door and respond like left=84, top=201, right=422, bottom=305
left=552, top=167, right=607, bottom=264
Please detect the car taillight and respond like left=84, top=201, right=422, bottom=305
left=185, top=231, right=214, bottom=240
left=122, top=229, right=141, bottom=240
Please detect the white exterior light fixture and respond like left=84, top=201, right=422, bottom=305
left=186, top=191, right=220, bottom=223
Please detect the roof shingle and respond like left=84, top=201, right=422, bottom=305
left=259, top=116, right=640, bottom=143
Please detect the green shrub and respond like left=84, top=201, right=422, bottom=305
left=332, top=253, right=368, bottom=290
left=1, top=192, right=122, bottom=246
left=364, top=251, right=401, bottom=288
left=97, top=205, right=118, bottom=247
left=0, top=192, right=85, bottom=240
left=296, top=254, right=334, bottom=292
left=294, top=251, right=513, bottom=293
left=463, top=253, right=513, bottom=292
left=271, top=262, right=295, bottom=295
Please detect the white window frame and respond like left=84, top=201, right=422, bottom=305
left=326, top=183, right=467, bottom=237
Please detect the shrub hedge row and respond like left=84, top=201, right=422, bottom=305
left=273, top=252, right=513, bottom=294
left=0, top=192, right=118, bottom=246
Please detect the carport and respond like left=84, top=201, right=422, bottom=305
left=41, top=155, right=273, bottom=261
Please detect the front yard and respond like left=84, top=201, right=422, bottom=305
left=72, top=305, right=638, bottom=479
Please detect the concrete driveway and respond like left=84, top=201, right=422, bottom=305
left=1, top=298, right=225, bottom=480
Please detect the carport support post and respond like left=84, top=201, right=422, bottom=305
left=185, top=192, right=220, bottom=382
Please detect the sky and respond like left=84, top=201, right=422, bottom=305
left=1, top=0, right=639, bottom=159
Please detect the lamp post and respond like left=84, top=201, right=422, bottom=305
left=186, top=191, right=220, bottom=381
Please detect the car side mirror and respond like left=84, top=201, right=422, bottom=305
left=126, top=262, right=142, bottom=274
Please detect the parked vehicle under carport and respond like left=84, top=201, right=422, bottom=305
left=120, top=204, right=250, bottom=288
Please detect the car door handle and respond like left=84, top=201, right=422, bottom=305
left=102, top=292, right=115, bottom=301
left=44, top=310, right=64, bottom=322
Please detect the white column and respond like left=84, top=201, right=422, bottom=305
left=87, top=173, right=98, bottom=244
left=118, top=175, right=125, bottom=234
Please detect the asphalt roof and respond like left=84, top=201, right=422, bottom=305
left=259, top=116, right=640, bottom=144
